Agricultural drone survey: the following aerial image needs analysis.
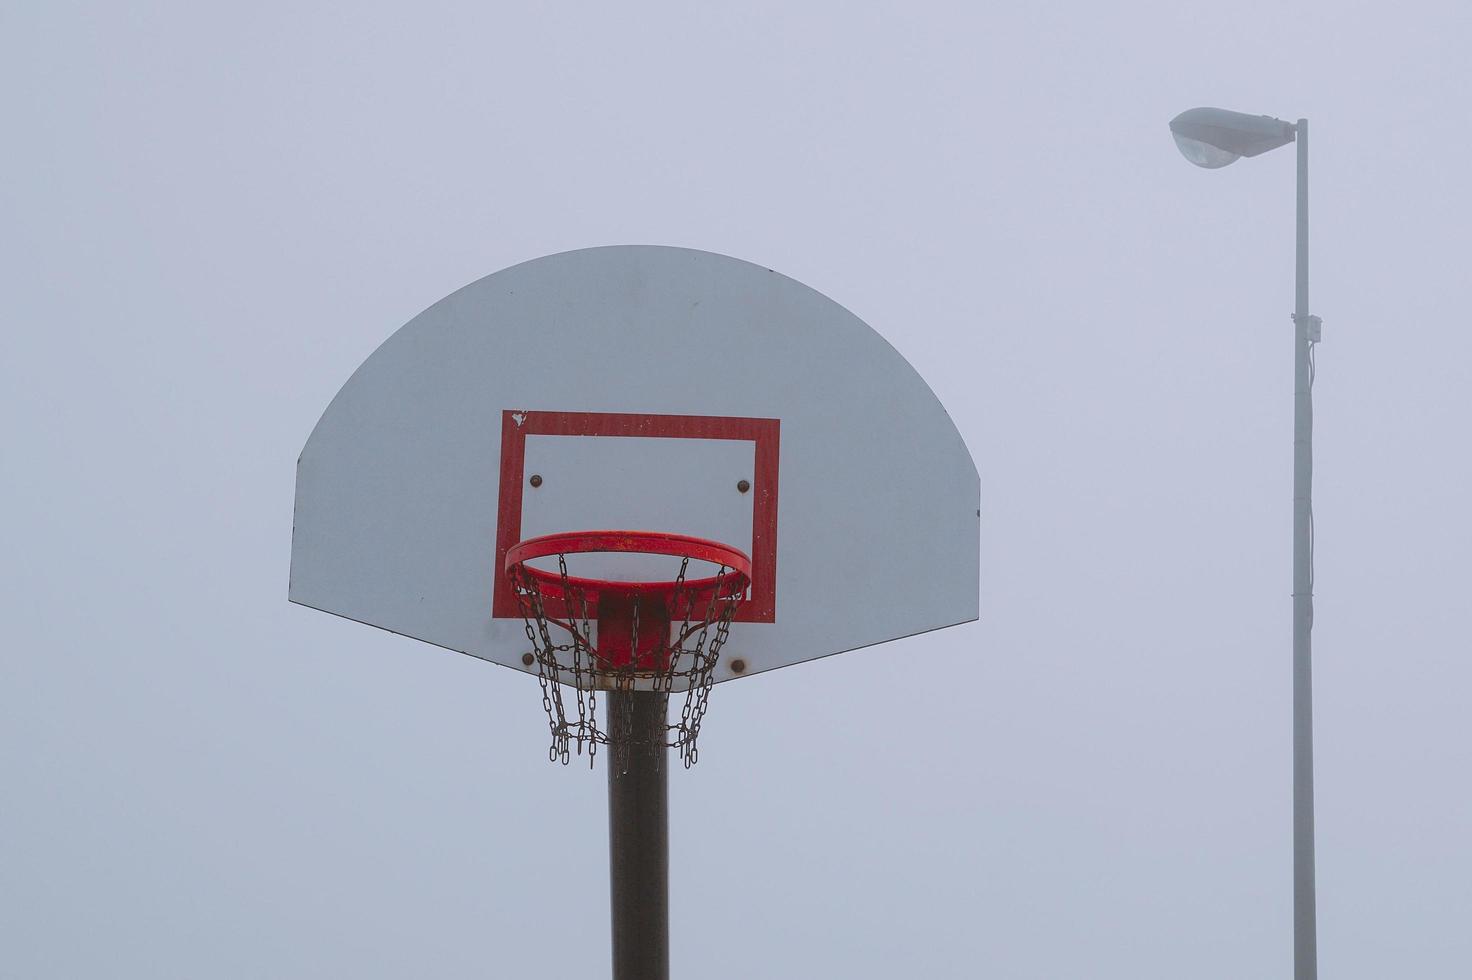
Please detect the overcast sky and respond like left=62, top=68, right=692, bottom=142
left=4, top=2, right=1470, bottom=977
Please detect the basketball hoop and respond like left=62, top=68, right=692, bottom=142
left=505, top=531, right=751, bottom=769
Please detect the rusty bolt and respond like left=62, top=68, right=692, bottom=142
left=729, top=658, right=747, bottom=674
left=529, top=474, right=543, bottom=488
left=521, top=652, right=535, bottom=666
left=737, top=479, right=751, bottom=494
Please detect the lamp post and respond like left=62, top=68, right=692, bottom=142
left=1169, top=106, right=1321, bottom=980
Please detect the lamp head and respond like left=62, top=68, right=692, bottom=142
left=1170, top=107, right=1296, bottom=168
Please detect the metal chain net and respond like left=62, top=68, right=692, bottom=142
left=508, top=556, right=741, bottom=771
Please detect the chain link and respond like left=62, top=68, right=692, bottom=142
left=509, top=552, right=742, bottom=769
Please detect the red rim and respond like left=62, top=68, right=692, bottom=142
left=505, top=530, right=752, bottom=603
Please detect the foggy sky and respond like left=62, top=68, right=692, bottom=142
left=3, top=2, right=1469, bottom=977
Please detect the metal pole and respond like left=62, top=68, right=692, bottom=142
left=607, top=689, right=669, bottom=980
left=1291, top=117, right=1318, bottom=980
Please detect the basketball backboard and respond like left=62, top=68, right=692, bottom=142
left=290, top=246, right=978, bottom=685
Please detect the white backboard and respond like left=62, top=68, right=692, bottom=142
left=291, top=246, right=979, bottom=684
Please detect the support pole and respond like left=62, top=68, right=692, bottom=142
left=607, top=689, right=669, bottom=980
left=1292, top=117, right=1318, bottom=980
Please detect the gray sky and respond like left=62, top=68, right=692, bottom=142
left=4, top=2, right=1470, bottom=977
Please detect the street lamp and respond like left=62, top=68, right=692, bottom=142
left=1170, top=106, right=1322, bottom=980
left=1169, top=107, right=1296, bottom=168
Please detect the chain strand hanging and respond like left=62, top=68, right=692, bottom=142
left=508, top=552, right=744, bottom=770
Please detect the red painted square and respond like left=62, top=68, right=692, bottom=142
left=493, top=411, right=780, bottom=622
